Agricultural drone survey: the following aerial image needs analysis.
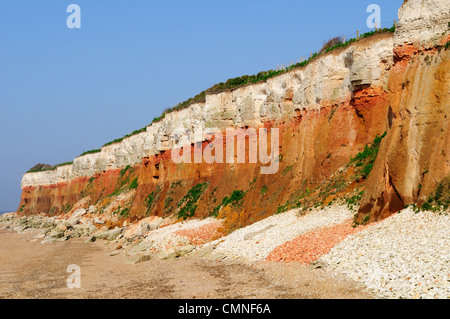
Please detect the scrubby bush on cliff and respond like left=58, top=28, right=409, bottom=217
left=119, top=207, right=129, bottom=218
left=260, top=185, right=269, bottom=195
left=320, top=37, right=343, bottom=54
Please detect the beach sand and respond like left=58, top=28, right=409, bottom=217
left=0, top=227, right=372, bottom=299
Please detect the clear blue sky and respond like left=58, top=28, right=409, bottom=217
left=0, top=0, right=403, bottom=212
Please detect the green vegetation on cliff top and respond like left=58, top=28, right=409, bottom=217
left=99, top=27, right=396, bottom=148
left=27, top=27, right=395, bottom=173
left=26, top=162, right=74, bottom=173
left=79, top=149, right=101, bottom=157
left=163, top=27, right=395, bottom=114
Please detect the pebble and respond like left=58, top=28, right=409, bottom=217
left=320, top=208, right=450, bottom=299
left=266, top=220, right=370, bottom=264
left=137, top=218, right=223, bottom=253
left=2, top=206, right=449, bottom=299
left=204, top=205, right=354, bottom=263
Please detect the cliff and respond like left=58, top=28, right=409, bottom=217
left=358, top=0, right=450, bottom=221
left=18, top=0, right=449, bottom=230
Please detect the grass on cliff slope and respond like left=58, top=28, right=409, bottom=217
left=275, top=132, right=388, bottom=216
left=177, top=182, right=210, bottom=220
left=210, top=189, right=246, bottom=217
left=145, top=185, right=162, bottom=216
left=411, top=176, right=450, bottom=212
left=445, top=40, right=450, bottom=50
left=129, top=177, right=139, bottom=190
left=80, top=176, right=95, bottom=198
left=108, top=165, right=137, bottom=197
left=350, top=131, right=387, bottom=180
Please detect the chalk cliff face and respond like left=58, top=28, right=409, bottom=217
left=18, top=0, right=449, bottom=229
left=394, top=0, right=450, bottom=46
left=21, top=33, right=394, bottom=188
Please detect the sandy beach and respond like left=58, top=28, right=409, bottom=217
left=0, top=226, right=371, bottom=299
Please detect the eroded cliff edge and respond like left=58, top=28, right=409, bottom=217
left=18, top=0, right=449, bottom=229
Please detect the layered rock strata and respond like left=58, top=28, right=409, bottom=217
left=18, top=0, right=450, bottom=228
left=358, top=0, right=450, bottom=221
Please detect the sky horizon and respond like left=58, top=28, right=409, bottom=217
left=0, top=0, right=403, bottom=212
